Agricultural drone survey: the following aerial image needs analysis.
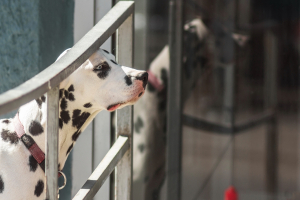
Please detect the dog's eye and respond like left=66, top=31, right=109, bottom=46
left=96, top=65, right=103, bottom=70
left=95, top=62, right=110, bottom=71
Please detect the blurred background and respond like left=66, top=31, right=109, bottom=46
left=1, top=0, right=300, bottom=199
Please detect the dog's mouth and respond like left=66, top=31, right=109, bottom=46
left=107, top=91, right=145, bottom=112
left=107, top=103, right=122, bottom=111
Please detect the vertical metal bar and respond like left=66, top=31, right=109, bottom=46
left=93, top=1, right=113, bottom=198
left=46, top=86, right=59, bottom=200
left=115, top=12, right=134, bottom=200
left=223, top=64, right=235, bottom=188
left=264, top=30, right=278, bottom=194
left=166, top=0, right=183, bottom=199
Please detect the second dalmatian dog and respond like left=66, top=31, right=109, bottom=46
left=133, top=18, right=209, bottom=199
left=133, top=16, right=249, bottom=199
left=0, top=49, right=148, bottom=199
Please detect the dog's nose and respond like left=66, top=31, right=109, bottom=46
left=136, top=72, right=148, bottom=89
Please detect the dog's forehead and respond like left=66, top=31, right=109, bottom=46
left=89, top=49, right=116, bottom=65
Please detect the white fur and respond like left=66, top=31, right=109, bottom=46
left=0, top=49, right=147, bottom=199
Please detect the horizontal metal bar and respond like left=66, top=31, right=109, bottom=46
left=183, top=115, right=232, bottom=133
left=0, top=1, right=134, bottom=116
left=72, top=136, right=129, bottom=200
left=182, top=110, right=275, bottom=134
left=235, top=111, right=275, bottom=133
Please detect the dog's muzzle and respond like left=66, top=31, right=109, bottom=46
left=136, top=72, right=148, bottom=89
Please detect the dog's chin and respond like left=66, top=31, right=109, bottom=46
left=106, top=90, right=145, bottom=112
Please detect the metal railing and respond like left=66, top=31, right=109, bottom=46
left=0, top=1, right=134, bottom=199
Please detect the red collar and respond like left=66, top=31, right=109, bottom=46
left=13, top=113, right=46, bottom=166
left=147, top=70, right=165, bottom=92
left=13, top=113, right=66, bottom=190
left=13, top=113, right=63, bottom=178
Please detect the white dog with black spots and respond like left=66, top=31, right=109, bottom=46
left=0, top=48, right=148, bottom=199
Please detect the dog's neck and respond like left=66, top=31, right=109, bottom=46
left=18, top=81, right=102, bottom=170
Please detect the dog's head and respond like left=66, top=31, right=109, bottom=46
left=59, top=49, right=148, bottom=111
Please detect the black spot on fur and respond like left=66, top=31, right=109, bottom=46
left=1, top=129, right=19, bottom=144
left=134, top=117, right=144, bottom=134
left=63, top=87, right=75, bottom=101
left=159, top=100, right=167, bottom=111
left=83, top=103, right=92, bottom=108
left=59, top=118, right=63, bottom=129
left=156, top=68, right=168, bottom=111
left=144, top=175, right=149, bottom=183
left=152, top=189, right=160, bottom=199
left=147, top=82, right=156, bottom=92
left=68, top=84, right=74, bottom=92
left=68, top=93, right=75, bottom=101
left=160, top=68, right=168, bottom=86
left=28, top=155, right=38, bottom=172
left=60, top=98, right=68, bottom=110
left=59, top=89, right=64, bottom=99
left=41, top=95, right=46, bottom=102
left=2, top=120, right=10, bottom=124
left=110, top=59, right=117, bottom=65
left=34, top=180, right=44, bottom=197
left=66, top=143, right=73, bottom=155
left=72, top=130, right=81, bottom=141
left=60, top=111, right=70, bottom=124
left=35, top=98, right=42, bottom=107
left=124, top=76, right=132, bottom=86
left=73, top=109, right=81, bottom=118
left=72, top=109, right=90, bottom=129
left=29, top=121, right=44, bottom=136
left=94, top=67, right=111, bottom=79
left=0, top=175, right=4, bottom=193
left=138, top=144, right=145, bottom=153
left=64, top=90, right=69, bottom=99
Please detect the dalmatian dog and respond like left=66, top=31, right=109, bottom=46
left=133, top=16, right=250, bottom=200
left=132, top=18, right=209, bottom=200
left=0, top=48, right=148, bottom=199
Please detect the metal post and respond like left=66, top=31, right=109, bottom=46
left=115, top=12, right=134, bottom=200
left=166, top=0, right=183, bottom=199
left=264, top=30, right=278, bottom=195
left=223, top=63, right=235, bottom=188
left=46, top=86, right=59, bottom=200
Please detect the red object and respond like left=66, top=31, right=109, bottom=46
left=13, top=113, right=45, bottom=164
left=107, top=103, right=121, bottom=111
left=13, top=113, right=62, bottom=177
left=224, top=186, right=238, bottom=200
left=147, top=70, right=165, bottom=92
left=29, top=143, right=45, bottom=164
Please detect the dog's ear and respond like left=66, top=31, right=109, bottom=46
left=110, top=54, right=116, bottom=62
left=56, top=48, right=71, bottom=61
left=101, top=48, right=116, bottom=62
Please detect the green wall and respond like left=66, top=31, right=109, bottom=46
left=0, top=0, right=74, bottom=92
left=0, top=0, right=74, bottom=199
